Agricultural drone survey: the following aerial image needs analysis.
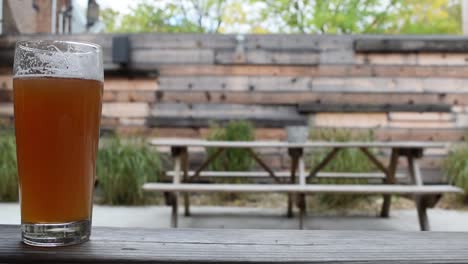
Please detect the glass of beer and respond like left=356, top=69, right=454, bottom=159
left=13, top=40, right=103, bottom=247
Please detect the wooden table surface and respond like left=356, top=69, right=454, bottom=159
left=2, top=225, right=468, bottom=263
left=149, top=138, right=448, bottom=149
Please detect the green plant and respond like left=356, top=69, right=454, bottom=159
left=443, top=143, right=468, bottom=203
left=97, top=136, right=162, bottom=205
left=207, top=121, right=255, bottom=172
left=206, top=120, right=255, bottom=201
left=0, top=130, right=18, bottom=202
left=309, top=128, right=376, bottom=208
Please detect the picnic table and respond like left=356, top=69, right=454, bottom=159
left=2, top=225, right=468, bottom=263
left=144, top=139, right=463, bottom=231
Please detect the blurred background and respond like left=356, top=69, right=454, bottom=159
left=2, top=0, right=468, bottom=231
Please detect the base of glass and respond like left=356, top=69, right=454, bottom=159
left=22, top=220, right=90, bottom=247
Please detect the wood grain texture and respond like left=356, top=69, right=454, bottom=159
left=355, top=37, right=468, bottom=52
left=131, top=64, right=468, bottom=78
left=165, top=170, right=406, bottom=179
left=153, top=91, right=468, bottom=105
left=157, top=76, right=468, bottom=93
left=299, top=103, right=452, bottom=113
left=149, top=138, right=447, bottom=148
left=142, top=183, right=462, bottom=194
left=147, top=103, right=307, bottom=128
left=4, top=225, right=468, bottom=263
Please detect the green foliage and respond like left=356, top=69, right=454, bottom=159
left=207, top=121, right=255, bottom=171
left=443, top=143, right=468, bottom=201
left=0, top=130, right=18, bottom=202
left=97, top=136, right=162, bottom=205
left=206, top=120, right=255, bottom=201
left=100, top=0, right=462, bottom=34
left=101, top=0, right=227, bottom=33
left=255, top=0, right=461, bottom=34
left=309, top=128, right=376, bottom=208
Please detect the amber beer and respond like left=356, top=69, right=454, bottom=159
left=14, top=77, right=102, bottom=223
left=13, top=40, right=103, bottom=247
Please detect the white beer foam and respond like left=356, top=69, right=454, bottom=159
left=14, top=41, right=103, bottom=82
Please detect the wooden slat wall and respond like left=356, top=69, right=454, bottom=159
left=2, top=34, right=468, bottom=174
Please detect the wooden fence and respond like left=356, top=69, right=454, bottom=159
left=1, top=34, right=468, bottom=176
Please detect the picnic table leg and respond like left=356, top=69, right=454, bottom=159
left=287, top=148, right=300, bottom=218
left=298, top=152, right=306, bottom=229
left=298, top=193, right=306, bottom=230
left=171, top=192, right=178, bottom=228
left=181, top=147, right=190, bottom=217
left=381, top=148, right=399, bottom=218
left=171, top=147, right=183, bottom=228
left=416, top=196, right=430, bottom=231
left=406, top=149, right=430, bottom=231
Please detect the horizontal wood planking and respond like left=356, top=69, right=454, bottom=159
left=6, top=225, right=468, bottom=263
left=129, top=33, right=237, bottom=49
left=388, top=121, right=455, bottom=129
left=355, top=37, right=468, bottom=52
left=369, top=127, right=466, bottom=141
left=104, top=78, right=157, bottom=91
left=158, top=76, right=468, bottom=93
left=355, top=52, right=468, bottom=66
left=389, top=112, right=454, bottom=121
left=155, top=91, right=468, bottom=105
left=131, top=49, right=215, bottom=66
left=312, top=113, right=388, bottom=128
left=157, top=65, right=468, bottom=78
left=299, top=104, right=452, bottom=113
left=214, top=50, right=322, bottom=65
left=148, top=103, right=307, bottom=128
left=102, top=103, right=150, bottom=118
left=245, top=34, right=354, bottom=50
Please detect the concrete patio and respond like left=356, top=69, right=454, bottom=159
left=1, top=203, right=467, bottom=231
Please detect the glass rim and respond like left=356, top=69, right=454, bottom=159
left=14, top=39, right=104, bottom=81
left=15, top=40, right=102, bottom=55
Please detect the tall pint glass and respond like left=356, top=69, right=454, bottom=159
left=13, top=40, right=103, bottom=247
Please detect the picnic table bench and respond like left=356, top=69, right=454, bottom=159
left=143, top=139, right=463, bottom=231
left=3, top=225, right=468, bottom=263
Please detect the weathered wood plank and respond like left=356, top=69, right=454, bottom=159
left=245, top=35, right=353, bottom=50
left=154, top=91, right=468, bottom=105
left=368, top=127, right=466, bottom=141
left=215, top=50, right=321, bottom=65
left=104, top=78, right=157, bottom=91
left=143, top=183, right=462, bottom=194
left=131, top=49, right=214, bottom=66
left=158, top=76, right=468, bottom=93
left=299, top=103, right=452, bottom=113
left=312, top=113, right=388, bottom=127
left=355, top=37, right=468, bottom=52
left=149, top=138, right=447, bottom=148
left=355, top=52, right=468, bottom=66
left=165, top=170, right=406, bottom=179
left=389, top=112, right=454, bottom=121
left=388, top=121, right=454, bottom=129
left=102, top=103, right=150, bottom=118
left=130, top=33, right=237, bottom=49
left=156, top=64, right=468, bottom=78
left=4, top=225, right=468, bottom=263
left=104, top=91, right=156, bottom=102
left=147, top=103, right=306, bottom=128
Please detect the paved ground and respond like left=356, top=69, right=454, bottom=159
left=2, top=202, right=468, bottom=231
